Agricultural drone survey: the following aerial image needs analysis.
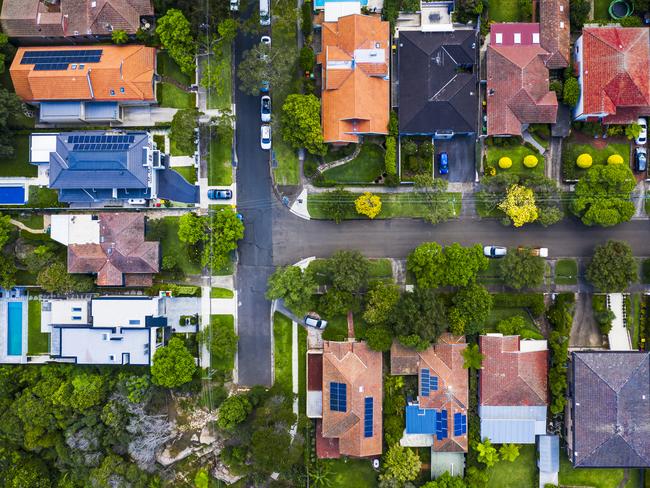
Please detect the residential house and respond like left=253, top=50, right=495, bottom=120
left=479, top=334, right=548, bottom=444
left=391, top=335, right=468, bottom=478
left=307, top=340, right=383, bottom=458
left=10, top=44, right=156, bottom=123
left=393, top=0, right=455, bottom=34
left=573, top=27, right=650, bottom=123
left=1, top=0, right=154, bottom=42
left=50, top=213, right=159, bottom=287
left=29, top=130, right=198, bottom=205
left=566, top=351, right=650, bottom=467
left=314, top=0, right=363, bottom=22
left=539, top=0, right=570, bottom=70
left=44, top=296, right=169, bottom=365
left=397, top=29, right=478, bottom=138
left=318, top=14, right=390, bottom=145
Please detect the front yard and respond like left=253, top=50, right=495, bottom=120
left=486, top=444, right=537, bottom=488
left=486, top=144, right=544, bottom=175
left=562, top=140, right=630, bottom=181
left=146, top=216, right=202, bottom=276
left=320, top=143, right=385, bottom=184
left=157, top=52, right=195, bottom=109
left=0, top=135, right=38, bottom=177
left=324, top=458, right=378, bottom=487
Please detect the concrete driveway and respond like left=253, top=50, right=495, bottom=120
left=434, top=136, right=477, bottom=183
left=570, top=293, right=603, bottom=348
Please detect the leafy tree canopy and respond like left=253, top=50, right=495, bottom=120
left=407, top=242, right=488, bottom=288
left=380, top=444, right=421, bottom=483
left=498, top=249, right=545, bottom=290
left=151, top=337, right=196, bottom=388
left=281, top=94, right=326, bottom=156
left=156, top=9, right=196, bottom=76
left=266, top=266, right=317, bottom=315
left=586, top=240, right=637, bottom=292
left=448, top=284, right=492, bottom=335
left=327, top=250, right=371, bottom=294
left=363, top=281, right=400, bottom=326
left=217, top=394, right=252, bottom=430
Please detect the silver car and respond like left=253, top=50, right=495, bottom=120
left=483, top=245, right=507, bottom=258
left=304, top=315, right=327, bottom=329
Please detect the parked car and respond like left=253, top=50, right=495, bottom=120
left=207, top=189, right=233, bottom=200
left=636, top=117, right=647, bottom=145
left=483, top=245, right=507, bottom=258
left=636, top=147, right=647, bottom=172
left=261, top=35, right=271, bottom=46
left=260, top=80, right=270, bottom=93
left=304, top=315, right=327, bottom=329
left=259, top=0, right=271, bottom=25
left=439, top=152, right=449, bottom=175
left=261, top=124, right=272, bottom=150
left=261, top=95, right=271, bottom=122
left=518, top=246, right=548, bottom=257
left=230, top=0, right=239, bottom=11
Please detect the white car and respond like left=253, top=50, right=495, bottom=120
left=260, top=95, right=271, bottom=123
left=636, top=117, right=647, bottom=145
left=304, top=315, right=327, bottom=329
left=260, top=124, right=272, bottom=150
left=483, top=245, right=507, bottom=258
left=229, top=0, right=239, bottom=10
left=261, top=35, right=271, bottom=46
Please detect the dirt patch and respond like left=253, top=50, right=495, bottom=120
left=570, top=293, right=603, bottom=348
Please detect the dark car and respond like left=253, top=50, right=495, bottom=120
left=207, top=189, right=232, bottom=200
left=636, top=147, right=647, bottom=172
left=439, top=152, right=449, bottom=175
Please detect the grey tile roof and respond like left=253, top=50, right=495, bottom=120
left=572, top=351, right=650, bottom=468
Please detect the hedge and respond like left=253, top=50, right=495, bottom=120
left=385, top=136, right=397, bottom=175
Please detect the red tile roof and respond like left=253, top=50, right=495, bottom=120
left=479, top=335, right=548, bottom=407
left=539, top=0, right=570, bottom=69
left=487, top=41, right=558, bottom=136
left=321, top=341, right=382, bottom=458
left=579, top=27, right=650, bottom=123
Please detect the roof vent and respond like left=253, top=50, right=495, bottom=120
left=375, top=42, right=380, bottom=48
left=488, top=88, right=495, bottom=96
left=560, top=21, right=565, bottom=28
left=560, top=4, right=563, bottom=10
left=91, top=0, right=96, bottom=6
left=643, top=395, right=647, bottom=400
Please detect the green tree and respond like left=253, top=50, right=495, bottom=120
left=169, top=109, right=199, bottom=156
left=299, top=46, right=315, bottom=73
left=475, top=438, right=499, bottom=467
left=413, top=174, right=454, bottom=225
left=197, top=316, right=238, bottom=373
left=562, top=77, right=580, bottom=106
left=266, top=266, right=317, bottom=315
left=380, top=444, right=421, bottom=483
left=570, top=0, right=591, bottom=29
left=499, top=443, right=520, bottom=462
left=238, top=42, right=297, bottom=96
left=496, top=315, right=527, bottom=336
left=421, top=472, right=467, bottom=488
left=498, top=249, right=545, bottom=290
left=203, top=208, right=245, bottom=270
left=69, top=373, right=105, bottom=412
left=0, top=89, right=22, bottom=158
left=571, top=163, right=636, bottom=227
left=462, top=343, right=483, bottom=369
left=151, top=337, right=196, bottom=388
left=321, top=188, right=352, bottom=224
left=407, top=242, right=488, bottom=289
left=250, top=427, right=294, bottom=473
left=363, top=281, right=400, bottom=326
left=0, top=254, right=16, bottom=289
left=465, top=467, right=489, bottom=488
left=365, top=326, right=393, bottom=352
left=194, top=468, right=209, bottom=488
left=37, top=261, right=94, bottom=294
left=24, top=244, right=56, bottom=275
left=156, top=9, right=196, bottom=76
left=217, top=18, right=238, bottom=43
left=281, top=94, right=326, bottom=156
left=178, top=212, right=205, bottom=244
left=200, top=57, right=230, bottom=101
left=448, top=284, right=493, bottom=335
left=318, top=288, right=355, bottom=316
left=443, top=243, right=488, bottom=287
left=217, top=394, right=251, bottom=429
left=406, top=242, right=445, bottom=288
left=390, top=288, right=447, bottom=345
left=586, top=240, right=637, bottom=292
left=0, top=213, right=13, bottom=248
left=111, top=29, right=128, bottom=44
left=625, top=123, right=642, bottom=141
left=328, top=250, right=370, bottom=293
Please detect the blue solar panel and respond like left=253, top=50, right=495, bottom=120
left=421, top=368, right=430, bottom=397
left=33, top=63, right=69, bottom=71
left=454, top=413, right=462, bottom=436
left=330, top=382, right=347, bottom=412
left=431, top=376, right=438, bottom=391
left=436, top=410, right=448, bottom=440
left=364, top=397, right=373, bottom=438
left=21, top=49, right=102, bottom=65
left=72, top=143, right=130, bottom=152
left=461, top=414, right=467, bottom=434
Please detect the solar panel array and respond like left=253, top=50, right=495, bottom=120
left=330, top=382, right=347, bottom=412
left=73, top=143, right=130, bottom=152
left=364, top=397, right=373, bottom=438
left=67, top=135, right=135, bottom=144
left=420, top=368, right=439, bottom=397
left=21, top=49, right=102, bottom=71
left=453, top=413, right=467, bottom=436
left=436, top=409, right=448, bottom=440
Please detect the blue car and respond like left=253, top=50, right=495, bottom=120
left=439, top=152, right=449, bottom=175
left=260, top=81, right=270, bottom=93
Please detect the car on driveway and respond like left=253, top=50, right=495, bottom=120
left=636, top=118, right=647, bottom=145
left=207, top=189, right=232, bottom=200
left=636, top=147, right=647, bottom=172
left=483, top=245, right=507, bottom=258
left=261, top=95, right=271, bottom=122
left=304, top=315, right=327, bottom=329
left=261, top=124, right=272, bottom=150
left=439, top=151, right=449, bottom=175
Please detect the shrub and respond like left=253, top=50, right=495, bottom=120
left=299, top=46, right=315, bottom=73
left=563, top=77, right=580, bottom=107
left=576, top=153, right=592, bottom=169
left=592, top=295, right=615, bottom=335
left=620, top=16, right=643, bottom=26
left=607, top=154, right=624, bottom=165
left=498, top=157, right=512, bottom=169
left=301, top=1, right=313, bottom=36
left=523, top=155, right=539, bottom=168
left=550, top=80, right=563, bottom=100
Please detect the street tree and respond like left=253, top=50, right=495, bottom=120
left=217, top=18, right=238, bottom=43
left=448, top=284, right=492, bottom=335
left=156, top=9, right=196, bottom=76
left=200, top=57, right=230, bottom=102
left=178, top=212, right=205, bottom=244
left=266, top=265, right=317, bottom=315
left=407, top=242, right=445, bottom=288
left=321, top=188, right=353, bottom=224
left=498, top=249, right=545, bottom=290
left=318, top=288, right=356, bottom=316
left=407, top=242, right=488, bottom=288
left=462, top=343, right=483, bottom=370
left=281, top=94, right=326, bottom=156
left=380, top=444, right=421, bottom=483
left=355, top=192, right=382, bottom=219
left=328, top=250, right=370, bottom=293
left=237, top=42, right=297, bottom=96
left=571, top=164, right=636, bottom=227
left=151, top=337, right=196, bottom=388
left=203, top=208, right=245, bottom=270
left=413, top=174, right=454, bottom=225
left=217, top=394, right=251, bottom=430
left=586, top=240, right=637, bottom=292
left=363, top=281, right=400, bottom=326
left=498, top=184, right=539, bottom=227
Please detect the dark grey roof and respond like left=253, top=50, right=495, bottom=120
left=572, top=351, right=650, bottom=468
left=398, top=29, right=479, bottom=135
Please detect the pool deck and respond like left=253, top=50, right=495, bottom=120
left=0, top=296, right=29, bottom=363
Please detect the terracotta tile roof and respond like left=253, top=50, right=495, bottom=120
left=67, top=213, right=159, bottom=287
left=571, top=352, right=650, bottom=468
left=321, top=341, right=382, bottom=457
left=319, top=14, right=389, bottom=144
left=539, top=0, right=570, bottom=69
left=1, top=0, right=153, bottom=37
left=479, top=335, right=548, bottom=407
left=10, top=44, right=156, bottom=102
left=579, top=27, right=650, bottom=123
left=487, top=41, right=558, bottom=136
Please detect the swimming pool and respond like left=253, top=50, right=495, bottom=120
left=7, top=302, right=22, bottom=356
left=0, top=186, right=26, bottom=205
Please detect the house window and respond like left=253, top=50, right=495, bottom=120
left=79, top=64, right=85, bottom=69
left=560, top=21, right=565, bottom=29
left=72, top=316, right=82, bottom=321
left=120, top=87, right=125, bottom=93
left=110, top=89, right=115, bottom=96
left=514, top=33, right=521, bottom=44
left=129, top=319, right=140, bottom=325
left=532, top=33, right=540, bottom=44
left=495, top=33, right=503, bottom=44
left=109, top=354, right=115, bottom=361
left=72, top=307, right=82, bottom=312
left=102, top=333, right=109, bottom=340
left=71, top=64, right=77, bottom=70
left=560, top=4, right=564, bottom=11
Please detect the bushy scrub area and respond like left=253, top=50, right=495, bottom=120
left=547, top=293, right=575, bottom=415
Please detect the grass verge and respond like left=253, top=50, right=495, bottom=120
left=210, top=315, right=235, bottom=372
left=555, top=259, right=578, bottom=285
left=206, top=44, right=232, bottom=110
left=211, top=287, right=234, bottom=298
left=273, top=138, right=300, bottom=186
left=208, top=130, right=233, bottom=186
left=27, top=300, right=48, bottom=355
left=273, top=312, right=293, bottom=392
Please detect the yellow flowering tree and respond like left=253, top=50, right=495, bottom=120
left=498, top=184, right=538, bottom=227
left=355, top=192, right=382, bottom=219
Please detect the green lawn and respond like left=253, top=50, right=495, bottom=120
left=478, top=260, right=504, bottom=285
left=206, top=44, right=232, bottom=110
left=562, top=141, right=630, bottom=180
left=593, top=0, right=611, bottom=19
left=559, top=452, right=626, bottom=488
left=210, top=315, right=235, bottom=372
left=27, top=186, right=65, bottom=208
left=172, top=165, right=197, bottom=185
left=153, top=134, right=165, bottom=151
left=146, top=217, right=202, bottom=275
left=13, top=214, right=44, bottom=230
left=208, top=130, right=233, bottom=186
left=0, top=135, right=37, bottom=177
left=489, top=0, right=521, bottom=22
left=211, top=287, right=234, bottom=298
left=307, top=258, right=392, bottom=286
left=273, top=137, right=300, bottom=186
left=487, top=445, right=537, bottom=488
left=324, top=144, right=356, bottom=163
left=555, top=259, right=578, bottom=285
left=273, top=312, right=293, bottom=392
left=157, top=51, right=191, bottom=85
left=308, top=192, right=461, bottom=220
left=486, top=145, right=544, bottom=175
left=298, top=325, right=307, bottom=415
left=157, top=83, right=196, bottom=109
left=27, top=300, right=48, bottom=355
left=485, top=307, right=537, bottom=331
left=325, top=458, right=378, bottom=488
left=321, top=143, right=385, bottom=183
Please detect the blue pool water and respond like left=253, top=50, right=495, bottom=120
left=7, top=302, right=22, bottom=356
left=0, top=186, right=25, bottom=205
